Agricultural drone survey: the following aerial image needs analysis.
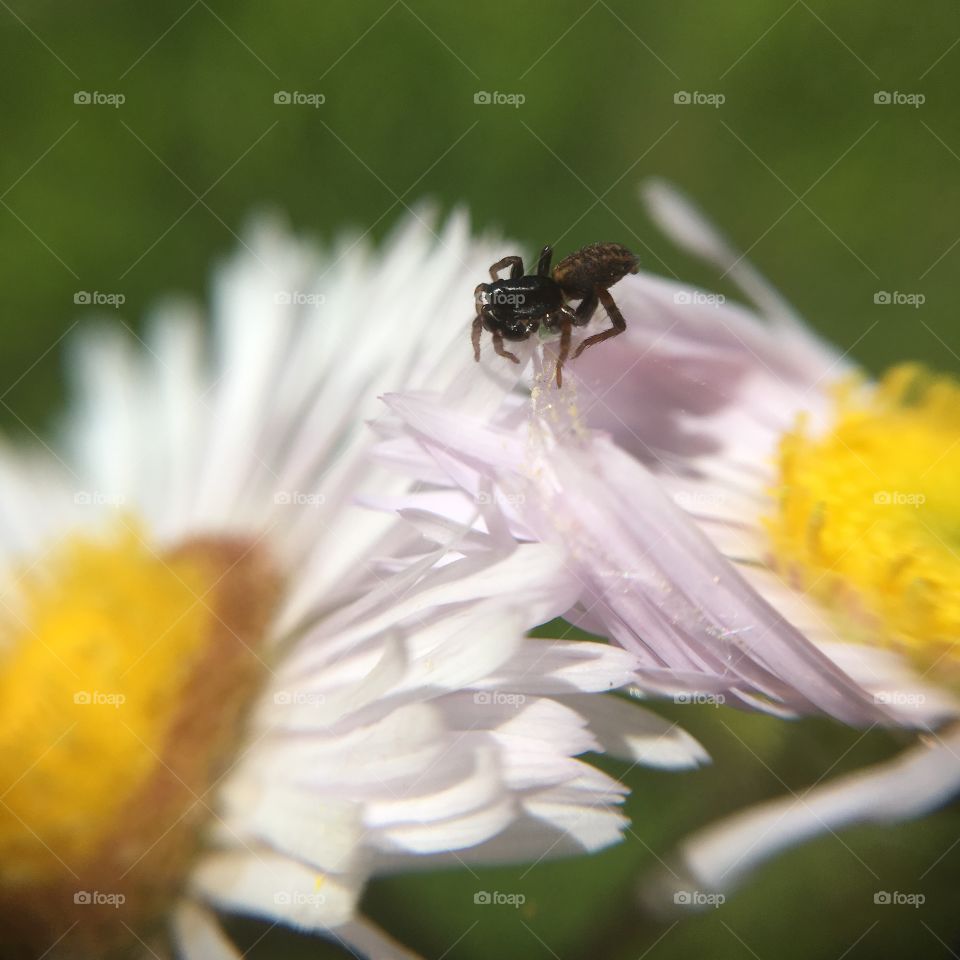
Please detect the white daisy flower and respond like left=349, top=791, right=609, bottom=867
left=370, top=184, right=960, bottom=894
left=628, top=181, right=960, bottom=892
left=0, top=211, right=707, bottom=959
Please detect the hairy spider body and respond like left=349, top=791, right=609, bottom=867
left=552, top=242, right=640, bottom=299
left=472, top=242, right=639, bottom=387
left=475, top=274, right=565, bottom=341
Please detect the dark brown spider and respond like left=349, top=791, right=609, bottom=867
left=472, top=242, right=639, bottom=387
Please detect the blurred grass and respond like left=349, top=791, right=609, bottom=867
left=2, top=2, right=959, bottom=957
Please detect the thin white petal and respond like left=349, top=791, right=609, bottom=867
left=559, top=694, right=710, bottom=769
left=679, top=723, right=960, bottom=892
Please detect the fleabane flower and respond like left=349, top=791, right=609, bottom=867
left=0, top=211, right=705, bottom=960
left=373, top=185, right=960, bottom=891
left=621, top=182, right=960, bottom=891
left=377, top=269, right=884, bottom=721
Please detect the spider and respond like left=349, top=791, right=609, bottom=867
left=472, top=242, right=639, bottom=387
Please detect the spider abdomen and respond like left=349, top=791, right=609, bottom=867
left=552, top=242, right=640, bottom=299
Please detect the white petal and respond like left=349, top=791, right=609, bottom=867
left=335, top=917, right=427, bottom=960
left=214, top=779, right=365, bottom=875
left=362, top=745, right=504, bottom=831
left=191, top=850, right=360, bottom=930
left=476, top=638, right=640, bottom=694
left=522, top=794, right=628, bottom=852
left=171, top=901, right=242, bottom=960
left=372, top=797, right=517, bottom=855
left=679, top=723, right=960, bottom=892
left=559, top=694, right=710, bottom=769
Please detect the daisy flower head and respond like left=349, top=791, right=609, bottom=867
left=373, top=184, right=960, bottom=894
left=627, top=181, right=960, bottom=890
left=0, top=211, right=703, bottom=959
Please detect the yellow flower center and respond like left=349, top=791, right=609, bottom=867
left=0, top=521, right=279, bottom=958
left=767, top=363, right=960, bottom=681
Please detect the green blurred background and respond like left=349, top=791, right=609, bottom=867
left=2, top=2, right=959, bottom=957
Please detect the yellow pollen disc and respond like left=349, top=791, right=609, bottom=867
left=767, top=363, right=960, bottom=680
left=0, top=520, right=278, bottom=955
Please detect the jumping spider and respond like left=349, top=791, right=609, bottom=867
left=472, top=242, right=639, bottom=387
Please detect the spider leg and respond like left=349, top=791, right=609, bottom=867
left=572, top=285, right=626, bottom=360
left=536, top=245, right=553, bottom=277
left=554, top=309, right=574, bottom=388
left=489, top=256, right=524, bottom=281
left=572, top=289, right=598, bottom=327
left=472, top=314, right=483, bottom=362
left=492, top=330, right=520, bottom=364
